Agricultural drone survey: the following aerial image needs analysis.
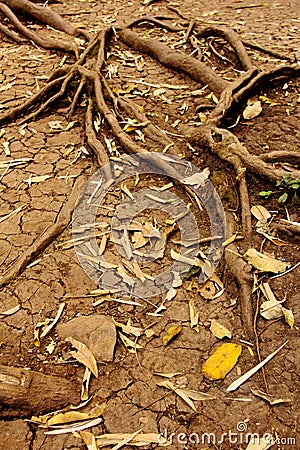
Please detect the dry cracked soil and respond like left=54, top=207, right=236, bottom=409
left=0, top=0, right=300, bottom=449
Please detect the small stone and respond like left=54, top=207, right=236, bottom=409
left=57, top=315, right=116, bottom=362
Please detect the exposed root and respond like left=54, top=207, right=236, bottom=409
left=225, top=212, right=254, bottom=340
left=85, top=97, right=110, bottom=168
left=0, top=2, right=77, bottom=55
left=118, top=29, right=229, bottom=93
left=260, top=151, right=300, bottom=165
left=271, top=221, right=300, bottom=241
left=2, top=0, right=88, bottom=38
left=0, top=6, right=299, bottom=342
left=195, top=25, right=253, bottom=70
left=0, top=19, right=25, bottom=43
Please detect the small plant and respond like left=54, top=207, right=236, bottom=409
left=259, top=175, right=300, bottom=204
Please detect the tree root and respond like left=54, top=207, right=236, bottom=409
left=0, top=6, right=299, bottom=342
left=0, top=1, right=77, bottom=55
left=2, top=0, right=90, bottom=39
left=118, top=29, right=228, bottom=93
left=225, top=212, right=254, bottom=340
left=260, top=151, right=300, bottom=165
left=195, top=25, right=253, bottom=70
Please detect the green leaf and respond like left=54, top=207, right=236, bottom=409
left=259, top=191, right=273, bottom=199
left=278, top=192, right=288, bottom=203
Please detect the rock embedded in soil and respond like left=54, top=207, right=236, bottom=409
left=56, top=314, right=116, bottom=362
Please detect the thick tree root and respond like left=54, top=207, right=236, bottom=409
left=0, top=2, right=77, bottom=55
left=0, top=5, right=299, bottom=342
left=118, top=29, right=228, bottom=93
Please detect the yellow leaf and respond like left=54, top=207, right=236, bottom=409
left=210, top=320, right=232, bottom=339
left=282, top=307, right=294, bottom=328
left=80, top=431, right=98, bottom=450
left=48, top=411, right=91, bottom=425
left=162, top=324, right=182, bottom=346
left=202, top=343, right=242, bottom=380
left=65, top=336, right=98, bottom=377
left=245, top=248, right=289, bottom=273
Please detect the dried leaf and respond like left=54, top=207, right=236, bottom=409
left=24, top=174, right=51, bottom=185
left=251, top=388, right=291, bottom=405
left=96, top=433, right=170, bottom=447
left=154, top=372, right=182, bottom=378
left=132, top=231, right=148, bottom=249
left=121, top=183, right=134, bottom=200
left=113, top=318, right=143, bottom=337
left=259, top=95, right=280, bottom=106
left=243, top=100, right=262, bottom=119
left=48, top=411, right=91, bottom=426
left=251, top=205, right=271, bottom=222
left=80, top=431, right=98, bottom=450
left=227, top=341, right=288, bottom=392
left=182, top=168, right=210, bottom=187
left=282, top=307, right=294, bottom=328
left=162, top=324, right=182, bottom=346
left=45, top=417, right=102, bottom=435
left=0, top=304, right=20, bottom=316
left=189, top=299, right=199, bottom=328
left=157, top=379, right=215, bottom=412
left=40, top=302, right=65, bottom=338
left=65, top=337, right=98, bottom=377
left=260, top=300, right=283, bottom=320
left=198, top=280, right=216, bottom=299
left=81, top=367, right=91, bottom=401
left=119, top=331, right=143, bottom=351
left=202, top=343, right=242, bottom=380
left=210, top=320, right=232, bottom=339
left=245, top=248, right=289, bottom=273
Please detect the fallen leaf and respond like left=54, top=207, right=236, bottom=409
left=48, top=411, right=91, bottom=426
left=96, top=433, right=170, bottom=447
left=244, top=248, right=289, bottom=273
left=227, top=341, right=288, bottom=392
left=45, top=417, right=102, bottom=435
left=189, top=299, right=199, bottom=328
left=243, top=100, right=262, bottom=119
left=119, top=331, right=143, bottom=351
left=251, top=205, right=271, bottom=222
left=202, top=343, right=242, bottom=380
left=65, top=336, right=98, bottom=377
left=182, top=168, right=210, bottom=187
left=245, top=435, right=275, bottom=449
left=260, top=300, right=283, bottom=320
left=113, top=318, right=143, bottom=337
left=259, top=95, right=280, bottom=106
left=198, top=280, right=216, bottom=299
left=81, top=367, right=91, bottom=401
left=80, top=431, right=98, bottom=450
left=162, top=324, right=182, bottom=346
left=157, top=379, right=215, bottom=412
left=251, top=388, right=291, bottom=405
left=282, top=307, right=294, bottom=328
left=0, top=304, right=20, bottom=317
left=210, top=320, right=232, bottom=339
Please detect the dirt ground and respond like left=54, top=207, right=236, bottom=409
left=0, top=0, right=299, bottom=449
